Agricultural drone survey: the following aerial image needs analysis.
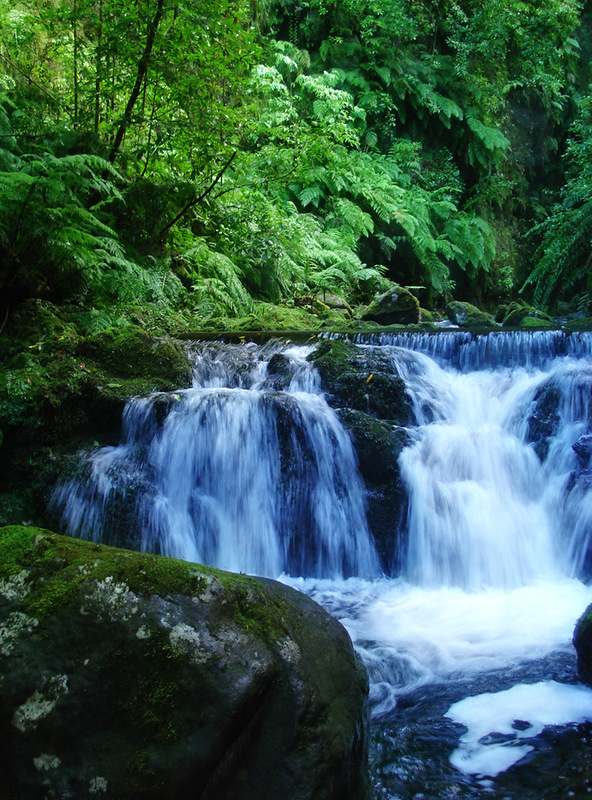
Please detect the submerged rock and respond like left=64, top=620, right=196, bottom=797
left=0, top=526, right=370, bottom=800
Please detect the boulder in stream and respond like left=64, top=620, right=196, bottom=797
left=574, top=603, right=592, bottom=685
left=0, top=525, right=370, bottom=800
left=445, top=300, right=494, bottom=329
left=337, top=409, right=410, bottom=570
left=308, top=340, right=412, bottom=425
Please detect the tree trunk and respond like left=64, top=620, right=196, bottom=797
left=107, top=0, right=165, bottom=165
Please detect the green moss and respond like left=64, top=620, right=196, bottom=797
left=0, top=527, right=292, bottom=646
left=77, top=325, right=191, bottom=387
left=446, top=301, right=494, bottom=329
left=116, top=630, right=186, bottom=742
left=502, top=301, right=553, bottom=328
left=232, top=583, right=290, bottom=642
left=521, top=316, right=555, bottom=329
left=307, top=339, right=353, bottom=383
left=564, top=317, right=592, bottom=332
left=0, top=525, right=38, bottom=577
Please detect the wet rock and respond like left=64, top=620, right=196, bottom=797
left=361, top=286, right=420, bottom=326
left=574, top=603, right=592, bottom=685
left=338, top=410, right=409, bottom=571
left=525, top=381, right=561, bottom=461
left=573, top=435, right=592, bottom=466
left=308, top=340, right=412, bottom=425
left=264, top=352, right=297, bottom=390
left=0, top=525, right=370, bottom=800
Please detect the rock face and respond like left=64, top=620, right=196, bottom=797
left=361, top=285, right=420, bottom=326
left=525, top=380, right=561, bottom=461
left=308, top=340, right=412, bottom=569
left=337, top=410, right=410, bottom=570
left=309, top=340, right=412, bottom=425
left=574, top=603, right=592, bottom=685
left=0, top=526, right=370, bottom=800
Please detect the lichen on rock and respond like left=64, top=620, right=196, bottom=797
left=0, top=525, right=370, bottom=800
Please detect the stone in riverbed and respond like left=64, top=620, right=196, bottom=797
left=0, top=525, right=370, bottom=800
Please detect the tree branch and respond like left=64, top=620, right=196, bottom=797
left=156, top=150, right=237, bottom=240
left=107, top=0, right=165, bottom=165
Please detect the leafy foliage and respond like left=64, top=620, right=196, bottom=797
left=522, top=87, right=592, bottom=307
left=0, top=0, right=589, bottom=323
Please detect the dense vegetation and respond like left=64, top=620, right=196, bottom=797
left=0, top=0, right=591, bottom=335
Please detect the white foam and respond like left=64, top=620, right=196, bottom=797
left=283, top=575, right=592, bottom=717
left=446, top=681, right=592, bottom=776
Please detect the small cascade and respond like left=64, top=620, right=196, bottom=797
left=324, top=328, right=592, bottom=371
left=391, top=350, right=556, bottom=590
left=52, top=340, right=378, bottom=579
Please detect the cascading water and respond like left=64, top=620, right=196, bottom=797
left=52, top=340, right=378, bottom=579
left=52, top=330, right=592, bottom=799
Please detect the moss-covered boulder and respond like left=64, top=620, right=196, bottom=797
left=445, top=301, right=494, bottom=329
left=501, top=302, right=553, bottom=328
left=360, top=285, right=420, bottom=326
left=0, top=320, right=193, bottom=528
left=308, top=340, right=412, bottom=425
left=574, top=603, right=592, bottom=685
left=77, top=325, right=192, bottom=392
left=0, top=526, right=370, bottom=800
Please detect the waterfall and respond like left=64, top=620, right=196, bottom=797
left=52, top=340, right=378, bottom=579
left=52, top=329, right=592, bottom=790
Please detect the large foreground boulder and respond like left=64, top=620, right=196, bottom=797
left=0, top=526, right=369, bottom=800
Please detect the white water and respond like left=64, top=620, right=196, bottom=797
left=52, top=340, right=378, bottom=578
left=446, top=681, right=592, bottom=777
left=53, top=332, right=592, bottom=783
left=288, top=344, right=592, bottom=718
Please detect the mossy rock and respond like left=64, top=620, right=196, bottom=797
left=308, top=340, right=412, bottom=424
left=563, top=317, right=592, bottom=333
left=445, top=301, right=494, bottom=329
left=502, top=302, right=553, bottom=328
left=77, top=325, right=192, bottom=389
left=521, top=316, right=555, bottom=329
left=361, top=285, right=420, bottom=326
left=0, top=526, right=370, bottom=800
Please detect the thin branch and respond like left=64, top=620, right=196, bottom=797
left=0, top=51, right=72, bottom=116
left=156, top=150, right=237, bottom=240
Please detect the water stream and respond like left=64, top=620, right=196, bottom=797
left=52, top=330, right=592, bottom=799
